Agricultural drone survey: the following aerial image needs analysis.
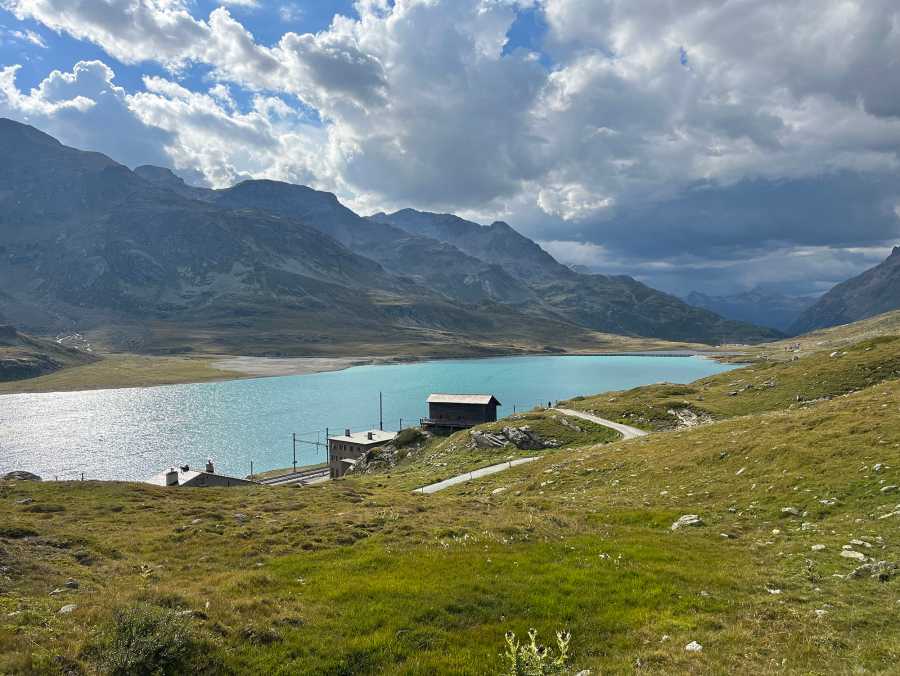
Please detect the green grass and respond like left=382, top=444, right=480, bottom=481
left=2, top=331, right=900, bottom=674
left=563, top=335, right=900, bottom=431
left=0, top=354, right=237, bottom=395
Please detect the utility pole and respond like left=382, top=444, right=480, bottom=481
left=379, top=391, right=383, bottom=431
left=250, top=460, right=254, bottom=478
left=292, top=433, right=297, bottom=473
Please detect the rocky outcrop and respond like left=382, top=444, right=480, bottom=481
left=471, top=426, right=561, bottom=451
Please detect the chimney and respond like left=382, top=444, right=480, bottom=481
left=165, top=468, right=179, bottom=486
left=345, top=428, right=351, bottom=437
left=367, top=431, right=374, bottom=440
left=206, top=458, right=214, bottom=474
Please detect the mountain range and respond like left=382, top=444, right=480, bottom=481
left=0, top=118, right=781, bottom=354
left=790, top=247, right=900, bottom=334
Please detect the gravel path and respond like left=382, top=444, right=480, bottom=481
left=414, top=457, right=538, bottom=494
left=553, top=407, right=648, bottom=439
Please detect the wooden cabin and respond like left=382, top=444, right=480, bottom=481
left=422, top=393, right=501, bottom=432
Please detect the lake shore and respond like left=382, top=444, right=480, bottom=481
left=0, top=345, right=746, bottom=396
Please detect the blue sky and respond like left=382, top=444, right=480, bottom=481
left=0, top=0, right=898, bottom=298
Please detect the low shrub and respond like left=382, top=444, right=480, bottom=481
left=88, top=603, right=216, bottom=675
left=0, top=525, right=38, bottom=538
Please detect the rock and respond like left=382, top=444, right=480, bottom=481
left=684, top=641, right=703, bottom=652
left=234, top=513, right=248, bottom=523
left=15, top=497, right=33, bottom=505
left=840, top=550, right=867, bottom=561
left=491, top=487, right=507, bottom=495
left=64, top=578, right=78, bottom=589
left=880, top=485, right=898, bottom=494
left=501, top=426, right=552, bottom=450
left=58, top=604, right=77, bottom=614
left=2, top=471, right=41, bottom=482
left=873, top=463, right=885, bottom=472
left=849, top=560, right=896, bottom=581
left=667, top=408, right=712, bottom=429
left=575, top=671, right=591, bottom=676
left=671, top=515, right=704, bottom=530
left=471, top=431, right=506, bottom=449
left=811, top=544, right=826, bottom=551
left=801, top=522, right=816, bottom=531
left=781, top=507, right=801, bottom=516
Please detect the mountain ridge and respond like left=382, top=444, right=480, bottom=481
left=0, top=118, right=778, bottom=350
left=789, top=246, right=900, bottom=334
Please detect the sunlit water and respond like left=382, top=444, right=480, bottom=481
left=0, top=355, right=736, bottom=481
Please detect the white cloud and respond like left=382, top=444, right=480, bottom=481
left=3, top=0, right=900, bottom=295
left=9, top=28, right=46, bottom=47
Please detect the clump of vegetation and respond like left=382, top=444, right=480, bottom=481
left=393, top=427, right=426, bottom=448
left=87, top=603, right=214, bottom=675
left=503, top=628, right=572, bottom=675
left=0, top=524, right=38, bottom=538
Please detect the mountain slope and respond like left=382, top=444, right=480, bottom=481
left=790, top=247, right=900, bottom=334
left=0, top=324, right=97, bottom=381
left=1, top=119, right=599, bottom=354
left=372, top=209, right=782, bottom=344
left=685, top=289, right=817, bottom=332
left=212, top=180, right=538, bottom=306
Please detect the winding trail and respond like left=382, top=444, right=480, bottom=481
left=413, top=457, right=538, bottom=494
left=552, top=408, right=649, bottom=440
left=413, top=407, right=650, bottom=494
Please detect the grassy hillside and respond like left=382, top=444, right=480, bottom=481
left=563, top=334, right=900, bottom=431
left=2, top=332, right=899, bottom=674
left=0, top=327, right=97, bottom=384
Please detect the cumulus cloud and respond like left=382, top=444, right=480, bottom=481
left=0, top=60, right=174, bottom=167
left=2, top=0, right=900, bottom=294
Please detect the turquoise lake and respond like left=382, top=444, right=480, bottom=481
left=0, top=355, right=737, bottom=481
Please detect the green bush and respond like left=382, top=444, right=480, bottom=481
left=89, top=603, right=213, bottom=675
left=503, top=628, right=572, bottom=675
left=393, top=428, right=425, bottom=448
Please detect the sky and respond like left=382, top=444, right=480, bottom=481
left=1, top=0, right=899, bottom=298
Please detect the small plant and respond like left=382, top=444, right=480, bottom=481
left=89, top=603, right=213, bottom=675
left=503, top=628, right=572, bottom=675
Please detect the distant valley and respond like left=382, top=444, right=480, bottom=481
left=684, top=289, right=818, bottom=332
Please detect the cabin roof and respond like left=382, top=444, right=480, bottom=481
left=328, top=429, right=398, bottom=445
left=427, top=393, right=501, bottom=406
left=145, top=468, right=258, bottom=487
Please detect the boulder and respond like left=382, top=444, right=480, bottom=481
left=840, top=550, right=867, bottom=561
left=2, top=471, right=41, bottom=482
left=671, top=515, right=704, bottom=531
